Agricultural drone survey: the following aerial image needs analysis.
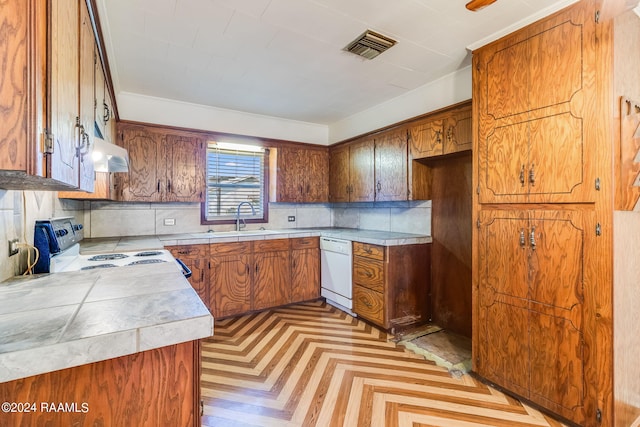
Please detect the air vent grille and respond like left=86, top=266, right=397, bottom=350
left=344, top=30, right=397, bottom=60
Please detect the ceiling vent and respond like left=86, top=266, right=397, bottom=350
left=344, top=30, right=397, bottom=60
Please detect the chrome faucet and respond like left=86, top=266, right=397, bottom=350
left=236, top=201, right=256, bottom=232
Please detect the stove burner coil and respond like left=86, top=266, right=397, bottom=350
left=88, top=254, right=128, bottom=261
left=134, top=251, right=163, bottom=257
left=128, top=259, right=167, bottom=265
left=81, top=264, right=117, bottom=270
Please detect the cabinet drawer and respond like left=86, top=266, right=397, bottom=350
left=353, top=257, right=384, bottom=292
left=291, top=236, right=319, bottom=250
left=353, top=242, right=385, bottom=260
left=353, top=285, right=384, bottom=326
left=167, top=244, right=208, bottom=258
left=253, top=238, right=290, bottom=253
left=210, top=241, right=251, bottom=256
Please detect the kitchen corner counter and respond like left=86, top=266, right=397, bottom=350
left=0, top=262, right=213, bottom=383
left=157, top=227, right=432, bottom=247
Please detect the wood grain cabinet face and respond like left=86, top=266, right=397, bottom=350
left=409, top=118, right=444, bottom=159
left=167, top=245, right=210, bottom=312
left=276, top=146, right=328, bottom=203
left=349, top=138, right=375, bottom=202
left=443, top=105, right=472, bottom=154
left=329, top=145, right=351, bottom=202
left=290, top=237, right=320, bottom=303
left=475, top=2, right=597, bottom=204
left=476, top=209, right=591, bottom=423
left=115, top=124, right=205, bottom=202
left=374, top=128, right=408, bottom=201
left=210, top=242, right=252, bottom=318
left=252, top=239, right=291, bottom=311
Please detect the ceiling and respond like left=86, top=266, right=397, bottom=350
left=97, top=0, right=576, bottom=125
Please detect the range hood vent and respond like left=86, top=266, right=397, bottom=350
left=92, top=137, right=129, bottom=173
left=344, top=30, right=397, bottom=60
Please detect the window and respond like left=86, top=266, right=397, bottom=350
left=202, top=142, right=268, bottom=224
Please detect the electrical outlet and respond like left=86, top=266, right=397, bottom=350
left=288, top=216, right=296, bottom=222
left=8, top=239, right=19, bottom=257
left=164, top=218, right=176, bottom=226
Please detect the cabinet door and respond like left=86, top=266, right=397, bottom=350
left=78, top=0, right=95, bottom=192
left=374, top=129, right=407, bottom=201
left=476, top=1, right=598, bottom=204
left=443, top=106, right=472, bottom=154
left=211, top=254, right=251, bottom=318
left=49, top=0, right=80, bottom=188
left=253, top=250, right=290, bottom=310
left=349, top=138, right=375, bottom=202
left=291, top=247, right=320, bottom=303
left=116, top=126, right=163, bottom=201
left=409, top=118, right=443, bottom=159
left=329, top=145, right=350, bottom=202
left=304, top=149, right=329, bottom=202
left=276, top=147, right=303, bottom=202
left=163, top=134, right=205, bottom=202
left=477, top=210, right=531, bottom=396
left=167, top=245, right=209, bottom=311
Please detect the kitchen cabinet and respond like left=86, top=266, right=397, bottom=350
left=471, top=2, right=613, bottom=425
left=253, top=239, right=291, bottom=310
left=374, top=128, right=408, bottom=201
left=209, top=242, right=252, bottom=318
left=115, top=123, right=205, bottom=202
left=167, top=245, right=210, bottom=311
left=290, top=237, right=320, bottom=303
left=352, top=241, right=431, bottom=332
left=77, top=0, right=96, bottom=192
left=329, top=145, right=351, bottom=202
left=477, top=209, right=592, bottom=421
left=58, top=172, right=115, bottom=200
left=95, top=52, right=116, bottom=144
left=409, top=102, right=472, bottom=160
left=349, top=138, right=375, bottom=202
left=0, top=341, right=201, bottom=427
left=275, top=146, right=329, bottom=203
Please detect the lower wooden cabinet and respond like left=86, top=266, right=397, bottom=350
left=170, top=237, right=321, bottom=319
left=290, top=237, right=321, bottom=302
left=352, top=241, right=431, bottom=331
left=0, top=341, right=201, bottom=427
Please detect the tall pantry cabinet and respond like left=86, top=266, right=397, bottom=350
left=472, top=1, right=619, bottom=426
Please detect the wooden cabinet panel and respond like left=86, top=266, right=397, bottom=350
left=78, top=0, right=95, bottom=193
left=167, top=245, right=209, bottom=312
left=0, top=341, right=200, bottom=427
left=353, top=242, right=384, bottom=260
left=329, top=145, right=350, bottom=202
left=374, top=128, right=407, bottom=201
left=476, top=2, right=597, bottom=204
left=353, top=257, right=384, bottom=293
left=49, top=0, right=80, bottom=188
left=163, top=134, right=205, bottom=202
left=409, top=118, right=443, bottom=159
left=253, top=249, right=290, bottom=310
left=276, top=146, right=328, bottom=203
left=291, top=242, right=320, bottom=303
left=353, top=285, right=384, bottom=325
left=116, top=123, right=205, bottom=202
left=349, top=138, right=375, bottom=202
left=210, top=253, right=251, bottom=318
left=443, top=105, right=472, bottom=154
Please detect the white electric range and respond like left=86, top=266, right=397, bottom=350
left=33, top=218, right=190, bottom=277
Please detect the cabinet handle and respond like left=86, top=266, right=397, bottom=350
left=103, top=102, right=110, bottom=123
left=529, top=226, right=536, bottom=251
left=167, top=180, right=171, bottom=192
left=157, top=180, right=160, bottom=192
left=519, top=229, right=525, bottom=248
left=519, top=165, right=525, bottom=186
left=200, top=270, right=204, bottom=281
left=446, top=126, right=453, bottom=142
left=365, top=271, right=373, bottom=278
left=200, top=400, right=204, bottom=417
left=376, top=181, right=381, bottom=192
left=362, top=299, right=372, bottom=308
left=246, top=265, right=250, bottom=275
left=435, top=130, right=442, bottom=143
left=529, top=163, right=535, bottom=186
left=255, top=264, right=259, bottom=273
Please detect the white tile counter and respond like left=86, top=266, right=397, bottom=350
left=0, top=262, right=213, bottom=383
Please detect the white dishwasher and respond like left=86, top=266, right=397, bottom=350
left=320, top=237, right=355, bottom=316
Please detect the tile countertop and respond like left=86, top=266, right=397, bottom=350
left=0, top=262, right=213, bottom=383
left=155, top=227, right=432, bottom=247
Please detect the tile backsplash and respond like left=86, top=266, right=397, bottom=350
left=83, top=200, right=431, bottom=238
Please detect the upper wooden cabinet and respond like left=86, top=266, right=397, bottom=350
left=349, top=138, right=375, bottom=202
left=474, top=3, right=597, bottom=204
left=115, top=123, right=205, bottom=202
left=409, top=102, right=472, bottom=160
left=275, top=146, right=328, bottom=203
left=328, top=144, right=351, bottom=202
left=374, top=128, right=408, bottom=201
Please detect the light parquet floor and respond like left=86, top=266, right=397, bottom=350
left=201, top=300, right=567, bottom=427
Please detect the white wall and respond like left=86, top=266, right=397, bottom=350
left=328, top=67, right=472, bottom=144
left=117, top=92, right=329, bottom=145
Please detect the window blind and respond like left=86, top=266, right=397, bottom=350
left=205, top=145, right=265, bottom=220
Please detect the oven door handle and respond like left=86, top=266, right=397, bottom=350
left=175, top=258, right=192, bottom=279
